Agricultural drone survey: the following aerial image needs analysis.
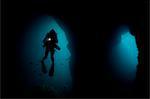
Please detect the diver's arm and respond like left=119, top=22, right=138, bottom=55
left=42, top=34, right=48, bottom=47
left=54, top=34, right=58, bottom=43
left=55, top=44, right=60, bottom=50
left=43, top=35, right=47, bottom=43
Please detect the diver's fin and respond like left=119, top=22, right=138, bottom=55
left=41, top=61, right=47, bottom=73
left=49, top=64, right=54, bottom=76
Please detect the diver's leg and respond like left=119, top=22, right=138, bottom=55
left=50, top=50, right=55, bottom=65
left=42, top=49, right=49, bottom=61
left=49, top=50, right=55, bottom=76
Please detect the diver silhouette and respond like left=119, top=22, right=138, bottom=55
left=41, top=29, right=60, bottom=76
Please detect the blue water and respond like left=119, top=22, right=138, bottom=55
left=21, top=15, right=73, bottom=96
left=111, top=27, right=138, bottom=84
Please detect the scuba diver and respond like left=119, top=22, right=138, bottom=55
left=41, top=29, right=60, bottom=76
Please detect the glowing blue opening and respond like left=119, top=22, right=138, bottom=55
left=22, top=15, right=73, bottom=96
left=111, top=27, right=138, bottom=84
